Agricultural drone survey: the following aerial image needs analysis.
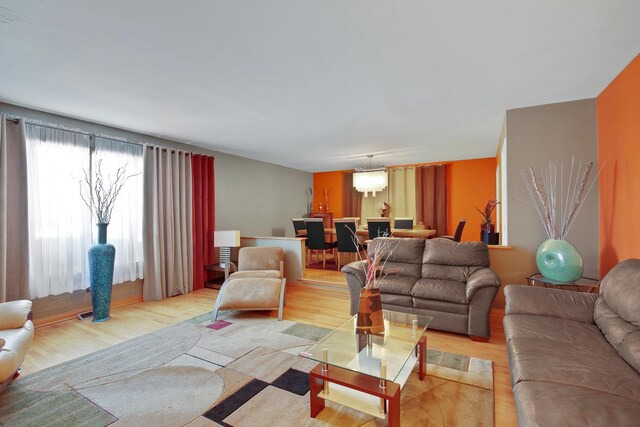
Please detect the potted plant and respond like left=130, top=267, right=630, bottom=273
left=476, top=199, right=500, bottom=244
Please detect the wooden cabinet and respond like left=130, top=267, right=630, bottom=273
left=310, top=212, right=333, bottom=229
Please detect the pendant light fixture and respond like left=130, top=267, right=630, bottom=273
left=353, top=155, right=387, bottom=197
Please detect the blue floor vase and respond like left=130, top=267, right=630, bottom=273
left=88, top=223, right=115, bottom=322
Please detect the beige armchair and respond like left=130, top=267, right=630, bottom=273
left=212, top=247, right=286, bottom=321
left=1, top=300, right=34, bottom=393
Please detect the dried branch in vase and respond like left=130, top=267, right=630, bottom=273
left=349, top=228, right=399, bottom=290
left=78, top=159, right=139, bottom=224
left=521, top=157, right=601, bottom=240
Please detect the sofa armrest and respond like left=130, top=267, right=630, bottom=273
left=466, top=268, right=500, bottom=300
left=0, top=300, right=33, bottom=330
left=504, top=285, right=597, bottom=324
left=342, top=261, right=367, bottom=315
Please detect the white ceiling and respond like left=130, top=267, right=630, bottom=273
left=1, top=1, right=639, bottom=172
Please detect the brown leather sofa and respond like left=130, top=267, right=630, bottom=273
left=504, top=258, right=640, bottom=426
left=342, top=237, right=500, bottom=340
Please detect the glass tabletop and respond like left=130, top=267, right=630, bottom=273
left=526, top=272, right=600, bottom=287
left=299, top=310, right=431, bottom=382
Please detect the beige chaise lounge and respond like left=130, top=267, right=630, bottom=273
left=0, top=300, right=34, bottom=393
left=212, top=246, right=286, bottom=321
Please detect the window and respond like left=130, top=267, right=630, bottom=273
left=25, top=125, right=143, bottom=298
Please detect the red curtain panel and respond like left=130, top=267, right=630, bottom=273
left=192, top=154, right=215, bottom=289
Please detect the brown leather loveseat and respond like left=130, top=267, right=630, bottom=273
left=503, top=258, right=640, bottom=426
left=342, top=237, right=500, bottom=340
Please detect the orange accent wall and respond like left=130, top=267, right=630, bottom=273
left=597, top=54, right=640, bottom=275
left=446, top=158, right=497, bottom=241
left=313, top=171, right=346, bottom=219
left=312, top=158, right=496, bottom=241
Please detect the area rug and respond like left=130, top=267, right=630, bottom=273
left=0, top=312, right=494, bottom=426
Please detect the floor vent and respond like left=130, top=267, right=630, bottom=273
left=77, top=311, right=93, bottom=320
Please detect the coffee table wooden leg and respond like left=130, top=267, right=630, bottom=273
left=309, top=368, right=325, bottom=417
left=418, top=335, right=427, bottom=381
left=388, top=387, right=401, bottom=426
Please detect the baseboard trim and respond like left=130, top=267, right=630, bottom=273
left=33, top=295, right=143, bottom=328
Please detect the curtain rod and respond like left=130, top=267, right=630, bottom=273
left=3, top=114, right=197, bottom=155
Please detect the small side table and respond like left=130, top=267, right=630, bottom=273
left=525, top=273, right=600, bottom=293
left=204, top=262, right=237, bottom=289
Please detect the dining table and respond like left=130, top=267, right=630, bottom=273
left=298, top=227, right=436, bottom=239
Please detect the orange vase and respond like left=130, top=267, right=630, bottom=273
left=356, top=288, right=384, bottom=334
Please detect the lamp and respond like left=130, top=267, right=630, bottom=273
left=214, top=230, right=241, bottom=280
left=353, top=155, right=387, bottom=197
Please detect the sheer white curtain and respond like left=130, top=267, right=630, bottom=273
left=143, top=146, right=193, bottom=301
left=94, top=138, right=144, bottom=284
left=360, top=188, right=388, bottom=222
left=388, top=167, right=416, bottom=220
left=26, top=125, right=92, bottom=298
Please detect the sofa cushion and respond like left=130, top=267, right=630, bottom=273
left=371, top=237, right=424, bottom=264
left=412, top=297, right=469, bottom=315
left=421, top=239, right=489, bottom=281
left=422, top=238, right=490, bottom=267
left=620, top=331, right=640, bottom=373
left=504, top=314, right=612, bottom=352
left=411, top=278, right=467, bottom=304
left=513, top=381, right=640, bottom=427
left=381, top=293, right=413, bottom=307
left=599, top=258, right=640, bottom=327
left=378, top=274, right=417, bottom=296
left=594, top=296, right=637, bottom=352
left=229, top=270, right=281, bottom=279
left=507, top=337, right=640, bottom=401
left=381, top=261, right=422, bottom=278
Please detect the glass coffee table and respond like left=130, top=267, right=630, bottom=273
left=299, top=310, right=432, bottom=426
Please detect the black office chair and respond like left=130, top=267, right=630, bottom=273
left=304, top=218, right=337, bottom=269
left=291, top=218, right=306, bottom=237
left=366, top=217, right=391, bottom=240
left=334, top=219, right=366, bottom=268
left=393, top=217, right=414, bottom=230
left=442, top=218, right=467, bottom=242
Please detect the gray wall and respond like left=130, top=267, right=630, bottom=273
left=0, top=103, right=312, bottom=238
left=0, top=102, right=311, bottom=318
left=505, top=98, right=599, bottom=279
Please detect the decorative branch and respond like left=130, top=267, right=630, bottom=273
left=78, top=159, right=139, bottom=224
left=522, top=157, right=601, bottom=241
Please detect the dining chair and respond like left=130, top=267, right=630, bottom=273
left=341, top=217, right=361, bottom=228
left=366, top=217, right=391, bottom=240
left=442, top=218, right=467, bottom=242
left=334, top=219, right=366, bottom=269
left=393, top=217, right=414, bottom=229
left=304, top=218, right=338, bottom=269
left=291, top=218, right=306, bottom=237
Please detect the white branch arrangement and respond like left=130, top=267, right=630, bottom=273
left=521, top=157, right=601, bottom=240
left=78, top=160, right=139, bottom=224
left=349, top=228, right=399, bottom=290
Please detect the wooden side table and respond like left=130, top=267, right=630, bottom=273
left=525, top=273, right=600, bottom=293
left=204, top=262, right=237, bottom=289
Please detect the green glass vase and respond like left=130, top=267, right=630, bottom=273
left=536, top=239, right=583, bottom=282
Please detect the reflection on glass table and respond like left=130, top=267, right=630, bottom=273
left=525, top=272, right=600, bottom=293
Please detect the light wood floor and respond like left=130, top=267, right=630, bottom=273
left=23, top=285, right=517, bottom=426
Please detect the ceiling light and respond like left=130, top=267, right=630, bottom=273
left=353, top=155, right=387, bottom=197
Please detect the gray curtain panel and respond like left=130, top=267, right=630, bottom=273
left=0, top=115, right=29, bottom=302
left=142, top=146, right=194, bottom=301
